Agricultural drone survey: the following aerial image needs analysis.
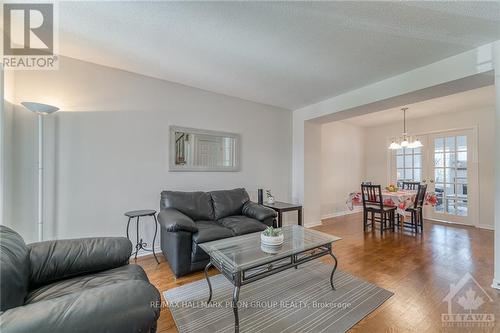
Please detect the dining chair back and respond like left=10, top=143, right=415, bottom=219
left=414, top=184, right=428, bottom=208
left=361, top=181, right=372, bottom=185
left=361, top=184, right=383, bottom=210
left=402, top=181, right=420, bottom=190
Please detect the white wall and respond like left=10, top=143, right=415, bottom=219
left=321, top=121, right=364, bottom=218
left=2, top=69, right=15, bottom=228
left=364, top=107, right=495, bottom=228
left=8, top=56, right=292, bottom=244
left=303, top=121, right=322, bottom=226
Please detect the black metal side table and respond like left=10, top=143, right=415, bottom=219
left=125, top=209, right=159, bottom=264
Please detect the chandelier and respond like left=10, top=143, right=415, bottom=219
left=388, top=107, right=423, bottom=150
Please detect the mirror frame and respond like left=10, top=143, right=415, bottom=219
left=169, top=126, right=241, bottom=172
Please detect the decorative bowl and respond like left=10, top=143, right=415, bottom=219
left=261, top=233, right=284, bottom=246
left=385, top=186, right=399, bottom=192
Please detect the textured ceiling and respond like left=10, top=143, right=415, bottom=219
left=342, top=85, right=495, bottom=127
left=58, top=1, right=500, bottom=109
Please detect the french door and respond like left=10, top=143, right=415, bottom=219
left=391, top=129, right=477, bottom=226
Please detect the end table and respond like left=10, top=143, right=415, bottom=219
left=125, top=209, right=159, bottom=264
left=262, top=201, right=302, bottom=227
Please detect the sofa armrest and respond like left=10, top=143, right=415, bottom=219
left=0, top=280, right=160, bottom=333
left=28, top=237, right=132, bottom=287
left=158, top=208, right=198, bottom=233
left=242, top=201, right=277, bottom=221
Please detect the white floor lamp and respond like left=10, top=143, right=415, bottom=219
left=21, top=102, right=59, bottom=242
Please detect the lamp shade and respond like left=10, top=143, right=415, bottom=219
left=388, top=141, right=401, bottom=150
left=21, top=102, right=59, bottom=114
left=411, top=139, right=423, bottom=148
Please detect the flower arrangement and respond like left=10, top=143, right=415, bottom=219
left=266, top=190, right=275, bottom=204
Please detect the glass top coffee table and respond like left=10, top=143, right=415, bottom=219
left=199, top=225, right=342, bottom=333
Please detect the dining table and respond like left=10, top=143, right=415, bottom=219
left=346, top=188, right=437, bottom=216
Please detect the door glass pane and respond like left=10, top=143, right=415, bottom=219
left=413, top=147, right=422, bottom=154
left=456, top=198, right=468, bottom=216
left=456, top=183, right=468, bottom=196
left=445, top=153, right=456, bottom=168
left=445, top=183, right=455, bottom=196
left=457, top=136, right=467, bottom=151
left=397, top=169, right=404, bottom=180
left=435, top=168, right=444, bottom=183
left=445, top=168, right=455, bottom=182
left=435, top=183, right=444, bottom=212
left=457, top=151, right=467, bottom=165
left=456, top=169, right=467, bottom=183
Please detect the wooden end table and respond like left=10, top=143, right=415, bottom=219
left=262, top=201, right=302, bottom=227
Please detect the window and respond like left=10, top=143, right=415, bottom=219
left=395, top=147, right=422, bottom=183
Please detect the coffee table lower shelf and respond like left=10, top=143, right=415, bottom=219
left=203, top=243, right=338, bottom=333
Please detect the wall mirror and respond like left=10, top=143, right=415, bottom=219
left=169, top=126, right=240, bottom=172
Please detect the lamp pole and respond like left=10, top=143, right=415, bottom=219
left=21, top=102, right=59, bottom=242
left=37, top=113, right=44, bottom=241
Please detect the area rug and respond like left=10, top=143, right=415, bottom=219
left=164, top=262, right=393, bottom=333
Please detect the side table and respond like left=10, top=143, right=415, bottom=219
left=262, top=201, right=303, bottom=227
left=125, top=209, right=159, bottom=264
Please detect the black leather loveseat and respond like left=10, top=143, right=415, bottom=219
left=0, top=225, right=161, bottom=333
left=158, top=188, right=277, bottom=277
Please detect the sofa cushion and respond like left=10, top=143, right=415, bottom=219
left=218, top=216, right=267, bottom=236
left=25, top=264, right=149, bottom=304
left=192, top=221, right=233, bottom=244
left=210, top=188, right=250, bottom=220
left=0, top=226, right=30, bottom=311
left=161, top=191, right=214, bottom=221
left=191, top=221, right=234, bottom=263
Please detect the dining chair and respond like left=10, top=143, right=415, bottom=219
left=404, top=184, right=428, bottom=233
left=402, top=181, right=420, bottom=190
left=361, top=181, right=372, bottom=185
left=361, top=184, right=396, bottom=235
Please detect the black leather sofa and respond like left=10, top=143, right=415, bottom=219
left=0, top=225, right=161, bottom=333
left=158, top=188, right=277, bottom=277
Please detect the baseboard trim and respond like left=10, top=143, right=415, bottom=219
left=477, top=224, right=494, bottom=231
left=321, top=208, right=362, bottom=220
left=492, top=278, right=500, bottom=290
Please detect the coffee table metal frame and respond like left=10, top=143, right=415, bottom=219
left=202, top=235, right=338, bottom=333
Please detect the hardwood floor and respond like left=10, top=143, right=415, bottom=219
left=137, top=213, right=499, bottom=332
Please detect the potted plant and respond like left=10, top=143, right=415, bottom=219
left=261, top=226, right=284, bottom=246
